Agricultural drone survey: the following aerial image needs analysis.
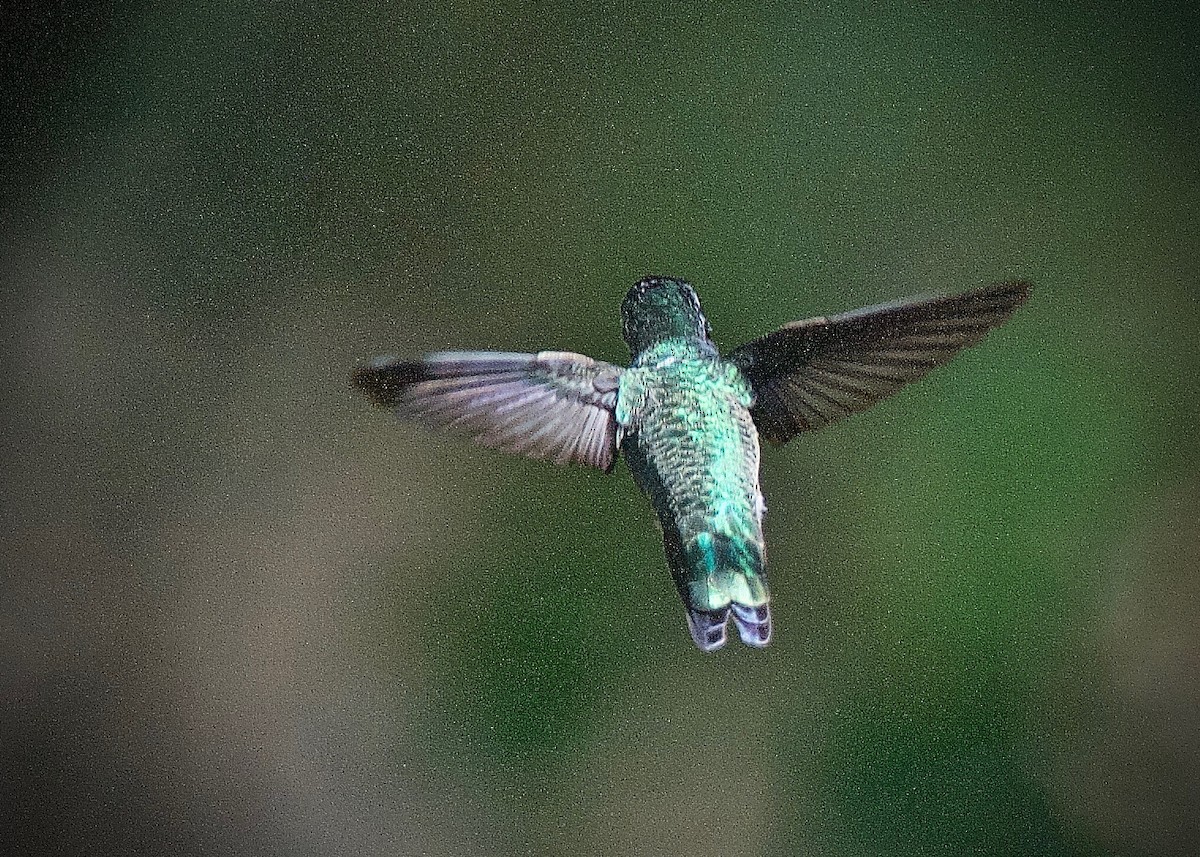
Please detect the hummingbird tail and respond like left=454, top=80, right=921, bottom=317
left=678, top=530, right=772, bottom=650
left=685, top=607, right=730, bottom=652
left=730, top=602, right=771, bottom=648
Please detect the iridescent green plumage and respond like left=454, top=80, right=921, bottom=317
left=616, top=281, right=771, bottom=649
left=353, top=276, right=1031, bottom=651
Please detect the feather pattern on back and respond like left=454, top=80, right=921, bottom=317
left=618, top=345, right=771, bottom=650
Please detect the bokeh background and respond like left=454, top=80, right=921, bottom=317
left=4, top=3, right=1198, bottom=855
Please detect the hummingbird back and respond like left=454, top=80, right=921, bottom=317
left=618, top=350, right=771, bottom=651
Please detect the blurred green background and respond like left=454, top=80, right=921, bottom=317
left=4, top=2, right=1198, bottom=855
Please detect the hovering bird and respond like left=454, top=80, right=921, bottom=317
left=353, top=277, right=1030, bottom=651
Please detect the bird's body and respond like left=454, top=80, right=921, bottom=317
left=617, top=342, right=769, bottom=649
left=354, top=277, right=1030, bottom=651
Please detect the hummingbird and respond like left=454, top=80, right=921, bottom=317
left=353, top=277, right=1030, bottom=651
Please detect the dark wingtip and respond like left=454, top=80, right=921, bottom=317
left=993, top=279, right=1033, bottom=307
left=351, top=356, right=419, bottom=406
left=962, top=280, right=1032, bottom=317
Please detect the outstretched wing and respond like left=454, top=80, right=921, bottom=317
left=727, top=281, right=1031, bottom=443
left=353, top=350, right=624, bottom=471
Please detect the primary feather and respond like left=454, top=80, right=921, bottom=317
left=728, top=281, right=1031, bottom=441
left=352, top=350, right=623, bottom=470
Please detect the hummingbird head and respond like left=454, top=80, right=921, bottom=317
left=620, top=276, right=715, bottom=356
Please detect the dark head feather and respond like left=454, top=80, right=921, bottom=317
left=620, top=276, right=715, bottom=355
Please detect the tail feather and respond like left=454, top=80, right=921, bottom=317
left=676, top=530, right=771, bottom=651
left=730, top=602, right=771, bottom=647
left=685, top=608, right=730, bottom=652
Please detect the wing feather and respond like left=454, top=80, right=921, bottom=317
left=353, top=350, right=624, bottom=471
left=728, top=281, right=1031, bottom=442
